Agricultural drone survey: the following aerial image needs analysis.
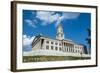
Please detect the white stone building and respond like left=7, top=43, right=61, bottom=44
left=24, top=24, right=90, bottom=57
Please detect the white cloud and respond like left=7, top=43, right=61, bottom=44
left=24, top=11, right=80, bottom=28
left=62, top=12, right=80, bottom=19
left=36, top=11, right=80, bottom=26
left=23, top=34, right=35, bottom=51
left=36, top=11, right=60, bottom=25
left=56, top=12, right=80, bottom=26
left=24, top=19, right=37, bottom=28
left=23, top=34, right=35, bottom=46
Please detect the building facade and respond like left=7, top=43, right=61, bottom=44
left=31, top=35, right=85, bottom=57
left=29, top=24, right=90, bottom=57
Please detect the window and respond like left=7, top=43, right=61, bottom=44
left=61, top=29, right=62, bottom=32
left=55, top=42, right=58, bottom=45
left=51, top=46, right=53, bottom=50
left=55, top=47, right=58, bottom=50
left=51, top=42, right=53, bottom=44
left=70, top=48, right=72, bottom=52
left=72, top=49, right=74, bottom=53
left=46, top=41, right=49, bottom=44
left=67, top=47, right=69, bottom=52
left=59, top=47, right=62, bottom=51
left=76, top=50, right=78, bottom=53
left=61, top=34, right=63, bottom=37
left=69, top=47, right=70, bottom=52
left=59, top=43, right=61, bottom=46
left=78, top=50, right=80, bottom=53
left=46, top=46, right=49, bottom=49
left=78, top=46, right=80, bottom=49
left=65, top=48, right=67, bottom=52
left=64, top=42, right=66, bottom=46
left=73, top=49, right=74, bottom=53
left=66, top=48, right=68, bottom=52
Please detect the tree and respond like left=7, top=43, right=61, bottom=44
left=86, top=28, right=91, bottom=54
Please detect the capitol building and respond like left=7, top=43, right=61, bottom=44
left=24, top=24, right=90, bottom=57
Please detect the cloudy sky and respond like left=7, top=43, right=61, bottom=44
left=23, top=10, right=91, bottom=51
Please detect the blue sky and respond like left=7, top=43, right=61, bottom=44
left=22, top=10, right=91, bottom=51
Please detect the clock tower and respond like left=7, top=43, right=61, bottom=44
left=56, top=24, right=64, bottom=40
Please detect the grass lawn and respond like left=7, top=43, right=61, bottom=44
left=23, top=56, right=91, bottom=62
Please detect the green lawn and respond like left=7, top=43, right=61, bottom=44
left=23, top=56, right=91, bottom=62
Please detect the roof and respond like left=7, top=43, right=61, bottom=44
left=32, top=34, right=84, bottom=47
left=33, top=34, right=73, bottom=42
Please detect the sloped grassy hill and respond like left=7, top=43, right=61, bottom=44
left=23, top=56, right=90, bottom=62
